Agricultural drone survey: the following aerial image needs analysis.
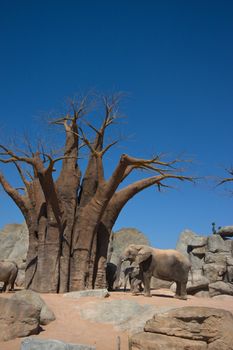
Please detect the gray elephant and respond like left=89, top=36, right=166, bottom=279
left=122, top=265, right=143, bottom=293
left=122, top=244, right=190, bottom=299
left=0, top=260, right=18, bottom=292
left=114, top=257, right=144, bottom=293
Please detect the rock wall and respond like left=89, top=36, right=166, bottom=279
left=0, top=222, right=29, bottom=287
left=176, top=229, right=233, bottom=297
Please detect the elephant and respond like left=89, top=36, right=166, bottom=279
left=114, top=257, right=144, bottom=293
left=122, top=265, right=144, bottom=293
left=0, top=260, right=18, bottom=292
left=121, top=244, right=191, bottom=299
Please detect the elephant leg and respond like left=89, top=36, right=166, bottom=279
left=143, top=273, right=152, bottom=297
left=4, top=282, right=11, bottom=293
left=175, top=281, right=187, bottom=300
left=175, top=281, right=181, bottom=298
left=124, top=275, right=129, bottom=292
left=180, top=281, right=188, bottom=300
left=131, top=278, right=138, bottom=295
left=131, top=278, right=141, bottom=295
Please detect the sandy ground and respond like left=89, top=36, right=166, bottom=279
left=1, top=289, right=233, bottom=350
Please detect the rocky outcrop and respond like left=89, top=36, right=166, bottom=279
left=217, top=225, right=233, bottom=238
left=129, top=306, right=233, bottom=349
left=0, top=297, right=40, bottom=341
left=0, top=222, right=28, bottom=287
left=176, top=229, right=233, bottom=297
left=12, top=290, right=56, bottom=325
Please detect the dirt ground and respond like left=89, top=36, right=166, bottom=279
left=1, top=289, right=233, bottom=350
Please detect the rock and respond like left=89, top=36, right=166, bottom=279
left=0, top=222, right=29, bottom=288
left=77, top=299, right=174, bottom=334
left=212, top=294, right=233, bottom=301
left=186, top=270, right=209, bottom=293
left=0, top=297, right=40, bottom=341
left=129, top=306, right=233, bottom=350
left=130, top=332, right=207, bottom=349
left=217, top=225, right=233, bottom=238
left=207, top=235, right=231, bottom=253
left=203, top=263, right=226, bottom=283
left=227, top=256, right=233, bottom=266
left=227, top=266, right=233, bottom=282
left=12, top=290, right=55, bottom=325
left=20, top=338, right=96, bottom=350
left=63, top=289, right=110, bottom=299
left=0, top=222, right=28, bottom=261
left=193, top=290, right=210, bottom=298
left=192, top=246, right=206, bottom=256
left=204, top=252, right=228, bottom=265
left=190, top=254, right=204, bottom=269
left=176, top=229, right=206, bottom=257
left=209, top=281, right=233, bottom=296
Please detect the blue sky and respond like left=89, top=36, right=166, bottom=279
left=0, top=0, right=232, bottom=248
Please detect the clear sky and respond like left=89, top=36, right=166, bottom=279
left=0, top=0, right=232, bottom=248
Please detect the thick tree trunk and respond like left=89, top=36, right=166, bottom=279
left=25, top=221, right=62, bottom=292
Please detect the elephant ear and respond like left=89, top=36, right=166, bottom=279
left=135, top=247, right=152, bottom=264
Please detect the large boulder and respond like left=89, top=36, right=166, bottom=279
left=0, top=222, right=29, bottom=287
left=0, top=222, right=28, bottom=261
left=129, top=306, right=233, bottom=349
left=186, top=270, right=209, bottom=294
left=207, top=235, right=232, bottom=253
left=217, top=225, right=233, bottom=238
left=12, top=290, right=55, bottom=325
left=209, top=281, right=233, bottom=297
left=176, top=229, right=207, bottom=257
left=203, top=263, right=226, bottom=283
left=0, top=296, right=40, bottom=341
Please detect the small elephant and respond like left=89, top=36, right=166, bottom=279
left=113, top=257, right=143, bottom=293
left=122, top=265, right=143, bottom=293
left=122, top=244, right=190, bottom=299
left=0, top=260, right=18, bottom=292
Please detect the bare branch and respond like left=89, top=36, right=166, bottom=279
left=0, top=145, right=35, bottom=166
left=0, top=172, right=29, bottom=216
left=13, top=161, right=30, bottom=187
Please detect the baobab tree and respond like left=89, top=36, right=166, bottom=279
left=0, top=94, right=192, bottom=293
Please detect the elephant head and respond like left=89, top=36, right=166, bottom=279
left=122, top=244, right=152, bottom=265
